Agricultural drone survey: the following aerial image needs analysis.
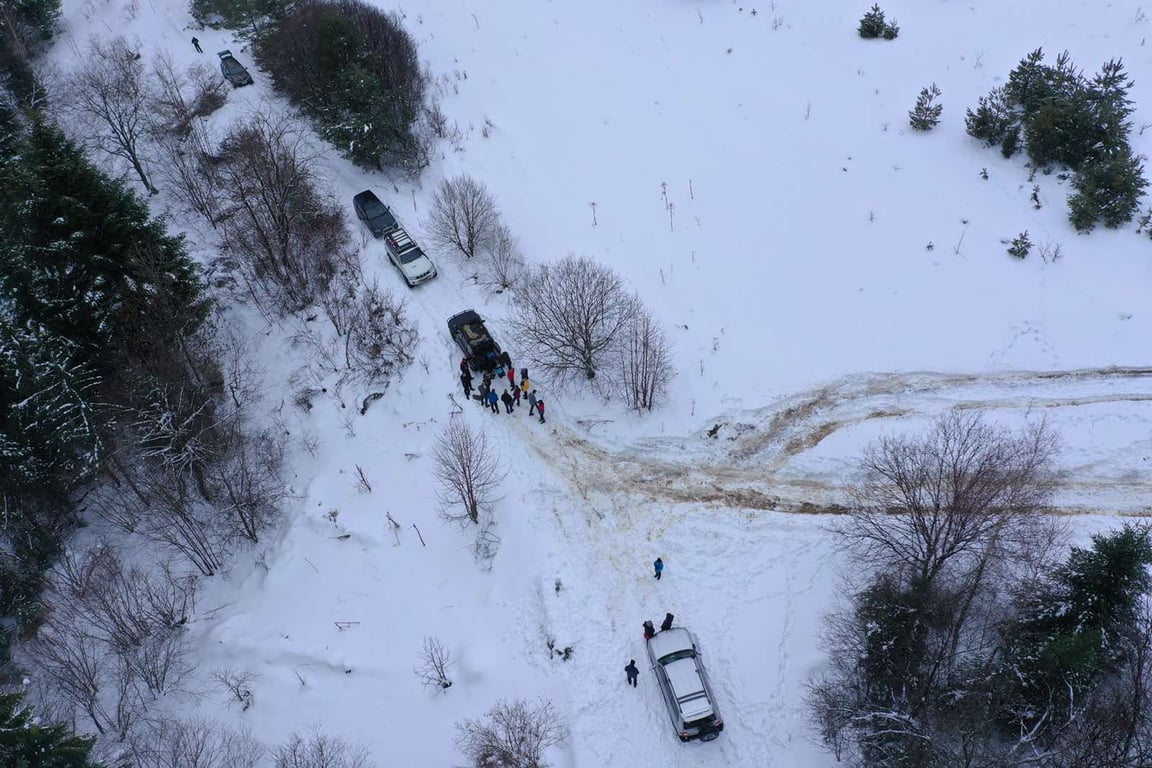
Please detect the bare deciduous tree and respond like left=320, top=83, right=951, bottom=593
left=274, top=731, right=374, bottom=768
left=433, top=419, right=506, bottom=525
left=426, top=173, right=501, bottom=259
left=510, top=255, right=639, bottom=388
left=614, top=308, right=674, bottom=411
left=63, top=35, right=155, bottom=193
left=476, top=223, right=526, bottom=294
left=842, top=411, right=1060, bottom=588
left=212, top=667, right=258, bottom=710
left=455, top=698, right=565, bottom=768
left=154, top=120, right=224, bottom=225
left=217, top=116, right=355, bottom=314
left=147, top=51, right=225, bottom=139
left=131, top=717, right=265, bottom=768
left=415, top=636, right=453, bottom=691
left=342, top=278, right=419, bottom=384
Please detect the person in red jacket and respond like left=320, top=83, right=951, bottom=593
left=536, top=398, right=545, bottom=423
left=507, top=367, right=516, bottom=389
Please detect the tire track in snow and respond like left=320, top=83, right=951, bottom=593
left=532, top=366, right=1152, bottom=515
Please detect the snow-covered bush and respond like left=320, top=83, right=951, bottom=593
left=613, top=308, right=674, bottom=412
left=455, top=699, right=564, bottom=768
left=274, top=731, right=373, bottom=768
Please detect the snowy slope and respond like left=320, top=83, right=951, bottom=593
left=42, top=0, right=1152, bottom=765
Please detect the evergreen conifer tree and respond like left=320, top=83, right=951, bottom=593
left=858, top=4, right=886, bottom=39
left=0, top=120, right=208, bottom=378
left=908, top=83, right=943, bottom=131
left=965, top=86, right=1016, bottom=146
left=0, top=315, right=103, bottom=492
left=0, top=690, right=107, bottom=768
left=1067, top=144, right=1149, bottom=231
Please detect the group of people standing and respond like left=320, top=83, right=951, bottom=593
left=459, top=358, right=546, bottom=423
left=627, top=612, right=676, bottom=687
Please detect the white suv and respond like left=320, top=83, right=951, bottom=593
left=383, top=227, right=437, bottom=287
left=646, top=627, right=724, bottom=742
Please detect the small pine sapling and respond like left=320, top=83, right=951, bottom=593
left=909, top=84, right=943, bottom=131
left=1031, top=185, right=1042, bottom=209
left=980, top=168, right=989, bottom=180
left=965, top=86, right=1016, bottom=146
left=882, top=18, right=899, bottom=39
left=858, top=4, right=886, bottom=38
left=1007, top=231, right=1033, bottom=258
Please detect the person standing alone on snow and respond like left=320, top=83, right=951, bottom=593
left=625, top=660, right=639, bottom=687
left=654, top=557, right=664, bottom=580
left=191, top=37, right=202, bottom=53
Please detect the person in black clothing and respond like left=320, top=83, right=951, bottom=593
left=191, top=36, right=202, bottom=53
left=625, top=659, right=639, bottom=687
left=460, top=357, right=470, bottom=376
left=642, top=620, right=656, bottom=640
left=501, top=390, right=514, bottom=413
left=460, top=372, right=472, bottom=399
left=661, top=613, right=674, bottom=632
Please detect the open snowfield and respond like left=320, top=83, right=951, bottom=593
left=44, top=0, right=1152, bottom=764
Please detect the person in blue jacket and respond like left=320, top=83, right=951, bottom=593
left=486, top=389, right=499, bottom=413
left=653, top=557, right=664, bottom=580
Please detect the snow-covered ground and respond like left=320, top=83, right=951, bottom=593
left=44, top=0, right=1152, bottom=764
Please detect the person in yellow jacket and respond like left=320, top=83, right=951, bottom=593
left=520, top=375, right=530, bottom=399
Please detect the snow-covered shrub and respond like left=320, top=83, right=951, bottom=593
left=475, top=223, right=526, bottom=294
left=342, top=278, right=419, bottom=385
left=455, top=699, right=564, bottom=768
left=131, top=717, right=265, bottom=768
left=274, top=731, right=373, bottom=768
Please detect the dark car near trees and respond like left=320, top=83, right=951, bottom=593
left=217, top=50, right=253, bottom=87
left=352, top=189, right=399, bottom=238
left=448, top=310, right=511, bottom=372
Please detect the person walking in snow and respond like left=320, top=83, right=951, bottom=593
left=653, top=557, right=664, bottom=580
left=536, top=398, right=546, bottom=423
left=520, top=375, right=530, bottom=400
left=512, top=386, right=521, bottom=408
left=501, top=389, right=514, bottom=414
left=191, top=36, right=202, bottom=53
left=460, top=372, right=472, bottom=399
left=625, top=659, right=639, bottom=687
left=486, top=389, right=499, bottom=413
left=527, top=389, right=538, bottom=416
left=643, top=620, right=656, bottom=640
left=661, top=613, right=674, bottom=631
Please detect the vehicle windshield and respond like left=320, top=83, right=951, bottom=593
left=659, top=649, right=696, bottom=664
left=399, top=247, right=426, bottom=265
left=223, top=59, right=243, bottom=74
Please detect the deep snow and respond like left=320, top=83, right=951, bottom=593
left=41, top=0, right=1152, bottom=764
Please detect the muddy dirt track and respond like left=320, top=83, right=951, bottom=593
left=526, top=366, right=1152, bottom=516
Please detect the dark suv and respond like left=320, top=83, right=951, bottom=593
left=217, top=50, right=253, bottom=87
left=352, top=190, right=399, bottom=238
left=448, top=310, right=511, bottom=372
left=646, top=627, right=724, bottom=742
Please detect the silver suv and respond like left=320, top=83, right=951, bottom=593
left=646, top=627, right=724, bottom=742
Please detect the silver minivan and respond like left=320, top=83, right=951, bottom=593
left=646, top=627, right=725, bottom=742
